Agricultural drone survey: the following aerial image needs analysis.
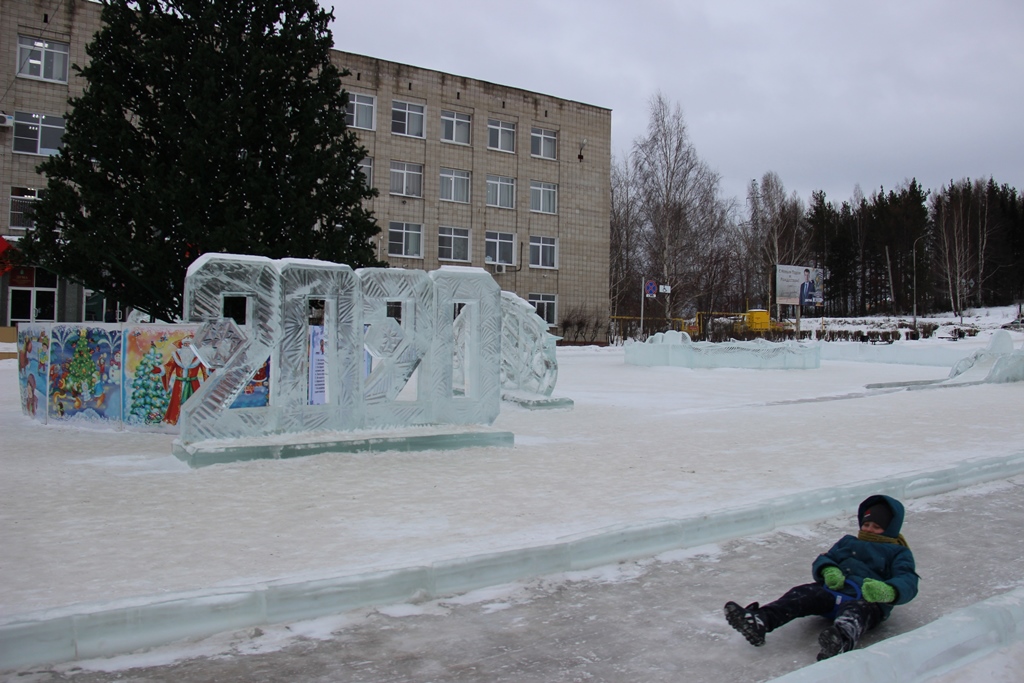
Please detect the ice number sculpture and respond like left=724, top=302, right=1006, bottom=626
left=180, top=255, right=501, bottom=444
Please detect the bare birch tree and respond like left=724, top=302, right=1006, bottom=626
left=632, top=93, right=724, bottom=321
left=746, top=171, right=808, bottom=315
left=609, top=153, right=644, bottom=318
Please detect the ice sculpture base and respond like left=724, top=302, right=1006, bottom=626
left=172, top=427, right=515, bottom=468
left=502, top=391, right=575, bottom=410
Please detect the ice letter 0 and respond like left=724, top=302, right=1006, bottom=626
left=278, top=259, right=362, bottom=433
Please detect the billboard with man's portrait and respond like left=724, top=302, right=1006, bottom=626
left=777, top=265, right=823, bottom=307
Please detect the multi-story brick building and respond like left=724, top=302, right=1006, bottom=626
left=1, top=0, right=104, bottom=324
left=1, top=0, right=611, bottom=339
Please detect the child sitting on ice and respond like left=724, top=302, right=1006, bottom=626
left=724, top=494, right=919, bottom=660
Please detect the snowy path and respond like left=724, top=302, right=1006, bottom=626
left=8, top=476, right=1024, bottom=682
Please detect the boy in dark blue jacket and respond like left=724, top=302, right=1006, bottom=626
left=724, top=494, right=919, bottom=660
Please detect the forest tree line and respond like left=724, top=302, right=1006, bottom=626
left=610, top=95, right=1024, bottom=332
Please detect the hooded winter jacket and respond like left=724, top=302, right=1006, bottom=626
left=810, top=494, right=919, bottom=619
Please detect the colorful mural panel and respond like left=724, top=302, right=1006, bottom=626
left=122, top=325, right=203, bottom=430
left=47, top=325, right=123, bottom=424
left=17, top=325, right=50, bottom=423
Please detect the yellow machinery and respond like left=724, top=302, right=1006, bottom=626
left=745, top=309, right=771, bottom=332
left=694, top=310, right=789, bottom=338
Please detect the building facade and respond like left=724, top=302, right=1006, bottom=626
left=1, top=0, right=105, bottom=325
left=333, top=53, right=611, bottom=340
left=1, top=0, right=611, bottom=338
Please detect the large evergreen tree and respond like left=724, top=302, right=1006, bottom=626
left=20, top=0, right=381, bottom=322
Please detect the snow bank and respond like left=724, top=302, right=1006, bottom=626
left=769, top=586, right=1024, bottom=683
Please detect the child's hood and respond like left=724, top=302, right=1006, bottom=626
left=858, top=494, right=905, bottom=538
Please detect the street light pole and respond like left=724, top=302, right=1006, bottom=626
left=913, top=234, right=926, bottom=334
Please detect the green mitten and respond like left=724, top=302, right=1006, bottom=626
left=821, top=566, right=845, bottom=590
left=861, top=578, right=896, bottom=603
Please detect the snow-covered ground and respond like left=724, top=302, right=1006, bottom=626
left=1, top=307, right=1023, bottom=680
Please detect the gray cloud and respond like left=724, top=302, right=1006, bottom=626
left=330, top=0, right=1023, bottom=206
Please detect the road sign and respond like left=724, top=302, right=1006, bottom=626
left=644, top=280, right=657, bottom=298
left=659, top=284, right=671, bottom=294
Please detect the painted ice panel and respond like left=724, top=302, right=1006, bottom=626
left=47, top=324, right=123, bottom=424
left=122, top=325, right=202, bottom=430
left=17, top=324, right=50, bottom=423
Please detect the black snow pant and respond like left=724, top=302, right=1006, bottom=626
left=758, top=583, right=885, bottom=647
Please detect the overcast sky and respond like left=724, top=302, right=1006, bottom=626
left=328, top=0, right=1022, bottom=212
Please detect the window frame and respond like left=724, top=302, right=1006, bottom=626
left=388, top=221, right=423, bottom=258
left=528, top=293, right=557, bottom=326
left=391, top=100, right=426, bottom=138
left=17, top=35, right=69, bottom=84
left=438, top=226, right=471, bottom=262
left=357, top=157, right=373, bottom=188
left=439, top=168, right=471, bottom=203
left=9, top=187, right=42, bottom=232
left=487, top=118, right=516, bottom=153
left=441, top=109, right=471, bottom=145
left=485, top=231, right=516, bottom=265
left=389, top=160, right=423, bottom=198
left=529, top=235, right=557, bottom=269
left=531, top=127, right=557, bottom=160
left=12, top=112, right=65, bottom=156
left=530, top=181, right=558, bottom=214
left=485, top=174, right=516, bottom=209
left=344, top=92, right=376, bottom=130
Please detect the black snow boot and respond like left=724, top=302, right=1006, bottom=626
left=724, top=601, right=767, bottom=646
left=816, top=623, right=855, bottom=661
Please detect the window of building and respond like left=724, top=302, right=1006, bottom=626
left=486, top=175, right=515, bottom=209
left=530, top=235, right=557, bottom=268
left=345, top=93, right=376, bottom=130
left=84, top=289, right=122, bottom=322
left=485, top=231, right=515, bottom=265
left=388, top=221, right=422, bottom=258
left=531, top=127, right=557, bottom=159
left=439, top=168, right=470, bottom=203
left=357, top=157, right=373, bottom=188
left=530, top=181, right=558, bottom=214
left=487, top=119, right=516, bottom=152
left=6, top=266, right=57, bottom=325
left=9, top=187, right=42, bottom=231
left=13, top=112, right=65, bottom=156
left=392, top=101, right=425, bottom=138
left=17, top=36, right=69, bottom=84
left=441, top=110, right=471, bottom=145
left=438, top=226, right=470, bottom=262
left=528, top=293, right=557, bottom=326
left=390, top=161, right=423, bottom=197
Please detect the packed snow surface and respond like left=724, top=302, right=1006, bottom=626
left=2, top=310, right=1022, bottom=616
left=1, top=307, right=1022, bottom=681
